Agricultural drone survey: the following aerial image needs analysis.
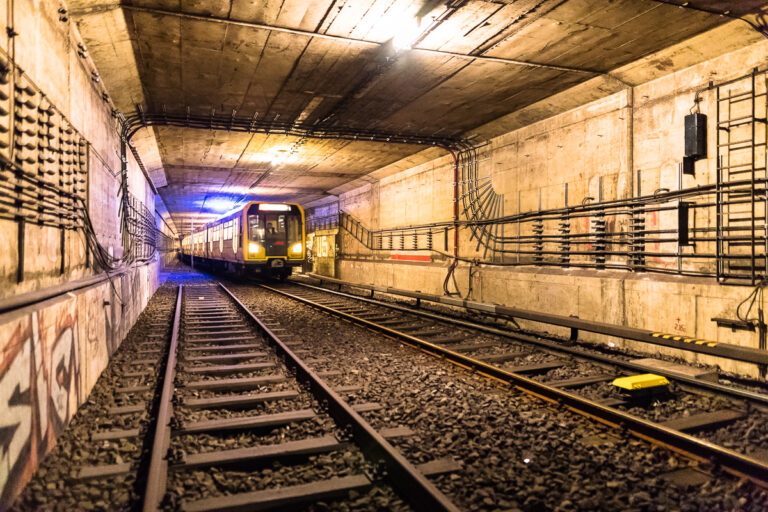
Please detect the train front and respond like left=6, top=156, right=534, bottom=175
left=243, top=202, right=305, bottom=279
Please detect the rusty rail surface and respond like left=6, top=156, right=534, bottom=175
left=291, top=279, right=768, bottom=408
left=298, top=273, right=768, bottom=367
left=142, top=284, right=183, bottom=511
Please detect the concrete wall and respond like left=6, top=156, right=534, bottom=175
left=329, top=35, right=768, bottom=377
left=0, top=263, right=158, bottom=505
left=0, top=0, right=155, bottom=297
left=0, top=0, right=161, bottom=504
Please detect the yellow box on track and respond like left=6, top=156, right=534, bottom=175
left=612, top=374, right=669, bottom=391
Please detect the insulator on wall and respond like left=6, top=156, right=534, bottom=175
left=558, top=216, right=570, bottom=265
left=532, top=219, right=544, bottom=263
left=591, top=212, right=607, bottom=267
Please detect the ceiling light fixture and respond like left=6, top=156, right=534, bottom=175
left=267, top=146, right=294, bottom=166
left=391, top=16, right=423, bottom=51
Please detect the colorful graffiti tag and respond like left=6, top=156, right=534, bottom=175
left=0, top=263, right=158, bottom=507
left=0, top=299, right=80, bottom=505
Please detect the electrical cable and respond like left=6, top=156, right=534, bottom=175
left=736, top=277, right=768, bottom=325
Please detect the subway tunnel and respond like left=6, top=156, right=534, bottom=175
left=2, top=0, right=768, bottom=510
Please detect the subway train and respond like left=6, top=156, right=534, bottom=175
left=180, top=201, right=306, bottom=280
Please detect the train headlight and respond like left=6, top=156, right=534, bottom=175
left=248, top=242, right=262, bottom=254
left=290, top=242, right=302, bottom=254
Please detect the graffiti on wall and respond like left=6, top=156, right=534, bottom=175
left=0, top=299, right=81, bottom=504
left=0, top=263, right=157, bottom=507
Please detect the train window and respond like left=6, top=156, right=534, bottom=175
left=264, top=214, right=286, bottom=241
left=287, top=216, right=301, bottom=244
left=248, top=214, right=263, bottom=242
left=248, top=211, right=289, bottom=243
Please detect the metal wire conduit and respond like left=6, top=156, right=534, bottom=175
left=306, top=177, right=768, bottom=282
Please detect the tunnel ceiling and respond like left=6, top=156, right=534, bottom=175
left=68, top=0, right=764, bottom=232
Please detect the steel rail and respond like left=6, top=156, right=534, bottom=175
left=260, top=282, right=768, bottom=488
left=217, top=284, right=460, bottom=512
left=142, top=284, right=183, bottom=511
left=289, top=280, right=768, bottom=408
left=298, top=274, right=768, bottom=366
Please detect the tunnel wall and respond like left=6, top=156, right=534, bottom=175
left=330, top=36, right=768, bottom=378
left=0, top=0, right=159, bottom=503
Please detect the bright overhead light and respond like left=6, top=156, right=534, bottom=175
left=391, top=16, right=423, bottom=50
left=203, top=197, right=236, bottom=212
left=270, top=147, right=292, bottom=165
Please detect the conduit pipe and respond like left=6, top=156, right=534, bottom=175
left=443, top=149, right=460, bottom=296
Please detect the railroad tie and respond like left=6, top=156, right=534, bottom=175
left=179, top=409, right=317, bottom=434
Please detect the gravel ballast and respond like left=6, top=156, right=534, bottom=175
left=11, top=280, right=179, bottom=511
left=229, top=282, right=768, bottom=511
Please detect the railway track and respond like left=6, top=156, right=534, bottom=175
left=13, top=273, right=768, bottom=510
left=10, top=285, right=179, bottom=510
left=257, top=280, right=768, bottom=489
left=141, top=283, right=461, bottom=511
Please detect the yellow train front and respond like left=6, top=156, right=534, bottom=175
left=180, top=201, right=305, bottom=280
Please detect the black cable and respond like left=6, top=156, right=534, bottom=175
left=736, top=277, right=768, bottom=325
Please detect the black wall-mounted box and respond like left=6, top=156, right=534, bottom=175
left=684, top=113, right=707, bottom=159
left=678, top=201, right=692, bottom=246
left=682, top=155, right=696, bottom=176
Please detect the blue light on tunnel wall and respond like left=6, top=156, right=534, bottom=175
left=201, top=196, right=240, bottom=213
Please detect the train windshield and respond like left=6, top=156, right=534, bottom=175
left=247, top=204, right=302, bottom=255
